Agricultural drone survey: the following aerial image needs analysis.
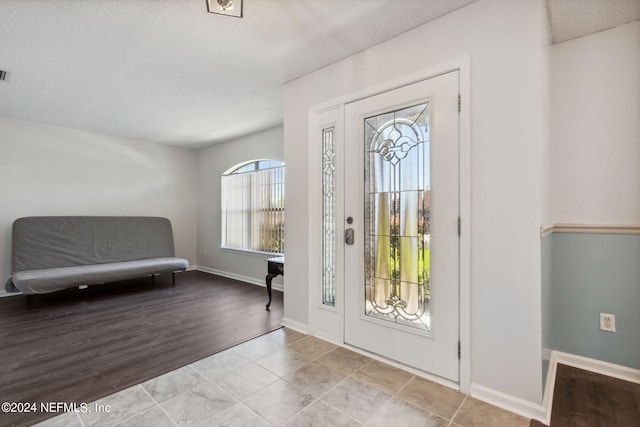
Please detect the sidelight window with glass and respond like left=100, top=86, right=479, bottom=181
left=321, top=127, right=337, bottom=306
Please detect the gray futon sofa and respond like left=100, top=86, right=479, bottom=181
left=5, top=216, right=188, bottom=295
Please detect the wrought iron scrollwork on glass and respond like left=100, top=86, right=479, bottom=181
left=322, top=127, right=336, bottom=307
left=364, top=103, right=431, bottom=331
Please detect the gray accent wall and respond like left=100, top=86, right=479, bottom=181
left=542, top=232, right=640, bottom=371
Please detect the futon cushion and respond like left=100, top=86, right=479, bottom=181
left=12, top=216, right=178, bottom=271
left=11, top=257, right=188, bottom=295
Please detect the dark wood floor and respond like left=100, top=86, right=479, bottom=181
left=531, top=363, right=640, bottom=427
left=0, top=271, right=283, bottom=427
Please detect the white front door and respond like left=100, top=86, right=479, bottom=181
left=343, top=71, right=460, bottom=382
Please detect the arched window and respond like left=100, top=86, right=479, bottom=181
left=221, top=160, right=284, bottom=254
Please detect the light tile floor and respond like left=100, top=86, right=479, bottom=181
left=35, top=328, right=531, bottom=427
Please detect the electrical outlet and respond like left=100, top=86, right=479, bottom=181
left=600, top=313, right=616, bottom=332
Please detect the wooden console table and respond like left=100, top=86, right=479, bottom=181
left=265, top=256, right=283, bottom=310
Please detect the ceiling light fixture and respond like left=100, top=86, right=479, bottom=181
left=206, top=0, right=243, bottom=18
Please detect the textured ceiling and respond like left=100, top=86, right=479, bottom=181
left=1, top=1, right=638, bottom=149
left=548, top=0, right=640, bottom=44
left=0, top=0, right=475, bottom=149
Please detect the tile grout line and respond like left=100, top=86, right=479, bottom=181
left=42, top=329, right=299, bottom=427
left=185, top=361, right=267, bottom=413
left=306, top=347, right=407, bottom=424
left=79, top=385, right=157, bottom=427
left=316, top=374, right=364, bottom=425
left=187, top=356, right=276, bottom=426
left=199, top=400, right=277, bottom=427
left=254, top=346, right=311, bottom=378
left=74, top=409, right=87, bottom=427
left=263, top=341, right=366, bottom=426
left=318, top=363, right=395, bottom=425
left=266, top=375, right=321, bottom=425
left=199, top=358, right=284, bottom=401
left=287, top=336, right=341, bottom=361
left=351, top=367, right=450, bottom=425
left=138, top=384, right=181, bottom=427
left=189, top=336, right=301, bottom=426
left=139, top=363, right=243, bottom=427
left=393, top=375, right=456, bottom=423
left=84, top=384, right=173, bottom=427
left=283, top=375, right=366, bottom=426
left=66, top=329, right=466, bottom=427
left=201, top=347, right=276, bottom=421
left=239, top=400, right=278, bottom=427
left=447, top=394, right=468, bottom=427
left=228, top=329, right=307, bottom=425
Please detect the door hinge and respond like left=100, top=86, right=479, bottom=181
left=457, top=216, right=461, bottom=236
left=458, top=341, right=461, bottom=359
left=457, top=94, right=461, bottom=112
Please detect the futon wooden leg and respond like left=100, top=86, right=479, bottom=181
left=172, top=272, right=175, bottom=287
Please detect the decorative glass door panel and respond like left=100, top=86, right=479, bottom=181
left=343, top=71, right=460, bottom=381
left=364, top=103, right=431, bottom=331
left=322, top=127, right=336, bottom=306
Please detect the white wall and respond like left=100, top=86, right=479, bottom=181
left=284, top=0, right=547, bottom=407
left=0, top=117, right=198, bottom=289
left=196, top=126, right=284, bottom=286
left=551, top=21, right=640, bottom=225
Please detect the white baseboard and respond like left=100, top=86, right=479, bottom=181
left=540, top=348, right=555, bottom=425
left=194, top=266, right=283, bottom=292
left=550, top=350, right=640, bottom=384
left=475, top=351, right=640, bottom=425
left=469, top=383, right=547, bottom=422
left=280, top=317, right=309, bottom=335
left=537, top=350, right=640, bottom=425
left=314, top=331, right=342, bottom=346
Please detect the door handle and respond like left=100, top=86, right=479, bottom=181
left=345, top=228, right=354, bottom=245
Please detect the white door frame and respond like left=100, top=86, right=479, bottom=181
left=307, top=56, right=471, bottom=392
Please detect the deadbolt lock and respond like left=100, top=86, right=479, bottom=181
left=345, top=228, right=354, bottom=245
